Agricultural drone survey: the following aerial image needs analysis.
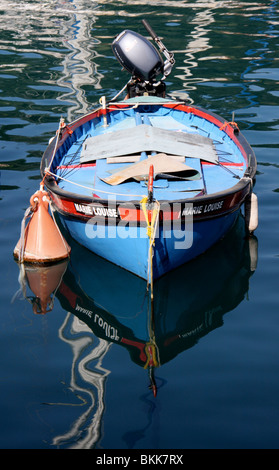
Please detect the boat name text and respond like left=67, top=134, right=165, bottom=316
left=75, top=203, right=118, bottom=217
left=182, top=200, right=224, bottom=216
left=94, top=313, right=120, bottom=341
left=75, top=200, right=224, bottom=219
left=75, top=305, right=120, bottom=341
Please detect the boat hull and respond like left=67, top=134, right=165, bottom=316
left=41, top=98, right=257, bottom=281
left=60, top=209, right=239, bottom=280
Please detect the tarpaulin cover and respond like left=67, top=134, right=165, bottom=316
left=80, top=124, right=218, bottom=164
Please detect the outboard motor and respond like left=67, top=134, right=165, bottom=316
left=112, top=20, right=175, bottom=98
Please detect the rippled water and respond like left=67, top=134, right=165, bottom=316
left=0, top=0, right=279, bottom=450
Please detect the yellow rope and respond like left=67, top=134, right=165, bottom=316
left=140, top=196, right=160, bottom=288
left=143, top=342, right=159, bottom=369
left=140, top=196, right=160, bottom=244
left=140, top=196, right=161, bottom=375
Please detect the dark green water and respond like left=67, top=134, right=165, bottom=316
left=0, top=0, right=279, bottom=450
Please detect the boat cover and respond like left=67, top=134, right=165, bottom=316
left=100, top=153, right=200, bottom=186
left=80, top=124, right=218, bottom=164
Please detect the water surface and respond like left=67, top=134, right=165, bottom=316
left=0, top=0, right=279, bottom=450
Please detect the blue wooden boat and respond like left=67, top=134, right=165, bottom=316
left=40, top=21, right=257, bottom=282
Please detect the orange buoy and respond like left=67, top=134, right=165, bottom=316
left=23, top=260, right=68, bottom=314
left=14, top=187, right=71, bottom=264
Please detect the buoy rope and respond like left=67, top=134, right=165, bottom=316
left=42, top=117, right=65, bottom=186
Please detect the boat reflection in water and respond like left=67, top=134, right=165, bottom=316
left=16, top=213, right=257, bottom=447
left=56, top=213, right=257, bottom=389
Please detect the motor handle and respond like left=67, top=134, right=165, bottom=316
left=142, top=19, right=158, bottom=40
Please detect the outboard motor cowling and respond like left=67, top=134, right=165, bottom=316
left=112, top=30, right=164, bottom=82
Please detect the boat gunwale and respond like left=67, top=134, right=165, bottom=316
left=45, top=175, right=252, bottom=226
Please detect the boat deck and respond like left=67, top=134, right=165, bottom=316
left=54, top=100, right=246, bottom=202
